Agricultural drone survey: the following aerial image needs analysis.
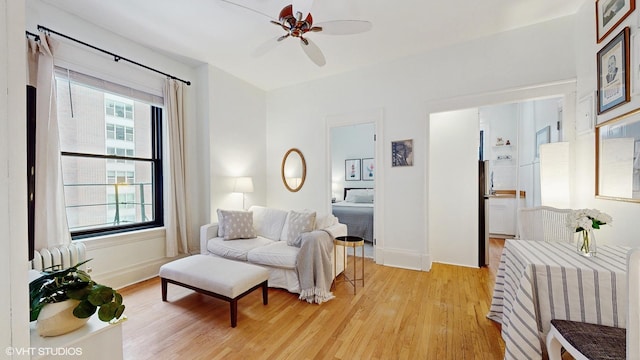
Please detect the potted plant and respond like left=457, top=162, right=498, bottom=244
left=30, top=259, right=125, bottom=336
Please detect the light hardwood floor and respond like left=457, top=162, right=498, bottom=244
left=119, top=240, right=506, bottom=359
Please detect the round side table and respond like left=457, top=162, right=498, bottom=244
left=333, top=235, right=365, bottom=294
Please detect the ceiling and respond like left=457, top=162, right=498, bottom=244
left=42, top=0, right=587, bottom=91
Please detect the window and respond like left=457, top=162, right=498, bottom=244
left=106, top=124, right=134, bottom=142
left=56, top=76, right=163, bottom=238
left=106, top=99, right=133, bottom=120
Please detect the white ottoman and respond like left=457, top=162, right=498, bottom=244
left=159, top=255, right=269, bottom=327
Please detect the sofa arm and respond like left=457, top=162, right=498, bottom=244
left=199, top=223, right=219, bottom=255
left=324, top=222, right=347, bottom=238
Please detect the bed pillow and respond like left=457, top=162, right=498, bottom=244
left=354, top=194, right=374, bottom=203
left=219, top=210, right=257, bottom=240
left=285, top=211, right=316, bottom=246
left=345, top=188, right=373, bottom=202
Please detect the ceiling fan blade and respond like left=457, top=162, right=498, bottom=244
left=218, top=0, right=277, bottom=21
left=252, top=36, right=284, bottom=58
left=270, top=20, right=289, bottom=32
left=300, top=37, right=326, bottom=67
left=313, top=20, right=372, bottom=35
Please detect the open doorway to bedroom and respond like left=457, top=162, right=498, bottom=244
left=330, top=122, right=376, bottom=258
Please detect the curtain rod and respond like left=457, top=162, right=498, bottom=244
left=37, top=25, right=191, bottom=86
left=26, top=31, right=40, bottom=41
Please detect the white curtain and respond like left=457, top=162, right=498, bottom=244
left=164, top=79, right=189, bottom=256
left=27, top=34, right=71, bottom=249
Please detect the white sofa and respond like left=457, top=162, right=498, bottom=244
left=200, top=205, right=346, bottom=294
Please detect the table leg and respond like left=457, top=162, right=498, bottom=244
left=353, top=244, right=357, bottom=295
left=361, top=243, right=364, bottom=287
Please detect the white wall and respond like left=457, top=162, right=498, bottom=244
left=1, top=0, right=31, bottom=355
left=205, top=65, right=267, bottom=219
left=267, top=15, right=578, bottom=269
left=572, top=2, right=640, bottom=247
left=330, top=123, right=375, bottom=200
left=481, top=103, right=518, bottom=190
left=429, top=109, right=479, bottom=267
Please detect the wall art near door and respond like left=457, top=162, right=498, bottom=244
left=596, top=0, right=635, bottom=43
left=362, top=158, right=375, bottom=180
left=597, top=27, right=630, bottom=114
left=391, top=139, right=414, bottom=167
left=345, top=159, right=361, bottom=181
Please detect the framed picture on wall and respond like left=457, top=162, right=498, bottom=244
left=596, top=0, right=635, bottom=43
left=597, top=27, right=630, bottom=114
left=362, top=158, right=374, bottom=180
left=391, top=139, right=414, bottom=167
left=535, top=126, right=550, bottom=159
left=345, top=159, right=361, bottom=181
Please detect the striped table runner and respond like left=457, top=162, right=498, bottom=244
left=487, top=240, right=628, bottom=360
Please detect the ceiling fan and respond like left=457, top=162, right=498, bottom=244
left=219, top=0, right=372, bottom=66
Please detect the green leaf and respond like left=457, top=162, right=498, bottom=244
left=87, top=285, right=114, bottom=306
left=114, top=293, right=123, bottom=306
left=73, top=300, right=97, bottom=318
left=75, top=270, right=92, bottom=282
left=97, top=302, right=118, bottom=321
left=66, top=284, right=93, bottom=300
left=114, top=304, right=125, bottom=319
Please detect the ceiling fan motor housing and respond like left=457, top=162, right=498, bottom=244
left=279, top=4, right=314, bottom=37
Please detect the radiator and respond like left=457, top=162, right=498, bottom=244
left=31, top=242, right=88, bottom=272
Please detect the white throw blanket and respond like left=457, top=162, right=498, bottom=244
left=293, top=229, right=335, bottom=304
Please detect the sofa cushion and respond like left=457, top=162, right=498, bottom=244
left=219, top=210, right=256, bottom=240
left=248, top=205, right=288, bottom=240
left=206, top=236, right=274, bottom=261
left=247, top=241, right=298, bottom=269
left=285, top=211, right=316, bottom=246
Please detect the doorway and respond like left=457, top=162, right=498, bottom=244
left=327, top=109, right=383, bottom=261
left=427, top=81, right=576, bottom=268
left=330, top=123, right=375, bottom=258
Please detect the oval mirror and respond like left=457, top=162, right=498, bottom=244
left=281, top=148, right=307, bottom=192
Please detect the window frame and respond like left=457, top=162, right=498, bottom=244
left=60, top=104, right=164, bottom=240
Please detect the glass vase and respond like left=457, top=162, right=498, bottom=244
left=576, top=229, right=597, bottom=257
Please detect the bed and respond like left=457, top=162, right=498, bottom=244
left=331, top=188, right=374, bottom=242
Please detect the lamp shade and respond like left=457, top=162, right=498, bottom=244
left=233, top=177, right=254, bottom=193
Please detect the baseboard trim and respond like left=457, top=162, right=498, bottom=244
left=376, top=247, right=427, bottom=271
left=91, top=256, right=184, bottom=290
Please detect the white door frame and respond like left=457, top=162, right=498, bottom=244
left=326, top=108, right=384, bottom=264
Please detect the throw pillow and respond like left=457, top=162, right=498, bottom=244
left=216, top=209, right=226, bottom=237
left=286, top=211, right=316, bottom=246
left=219, top=210, right=257, bottom=240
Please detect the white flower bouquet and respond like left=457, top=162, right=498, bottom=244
left=567, top=208, right=612, bottom=257
left=567, top=208, right=612, bottom=232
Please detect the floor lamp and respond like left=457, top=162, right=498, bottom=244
left=233, top=177, right=254, bottom=210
